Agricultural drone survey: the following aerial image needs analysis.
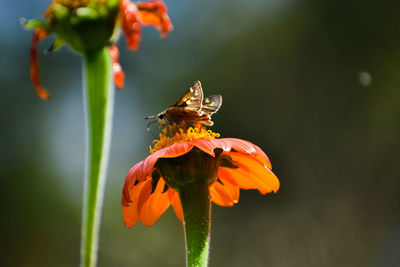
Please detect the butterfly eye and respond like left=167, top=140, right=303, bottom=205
left=158, top=114, right=164, bottom=119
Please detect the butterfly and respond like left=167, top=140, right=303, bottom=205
left=146, top=81, right=222, bottom=126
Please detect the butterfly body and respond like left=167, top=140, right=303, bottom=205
left=153, top=81, right=222, bottom=126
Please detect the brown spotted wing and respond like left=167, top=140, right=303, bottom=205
left=152, top=81, right=222, bottom=126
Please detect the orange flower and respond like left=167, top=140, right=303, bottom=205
left=28, top=0, right=173, bottom=99
left=120, top=0, right=173, bottom=51
left=122, top=124, right=280, bottom=227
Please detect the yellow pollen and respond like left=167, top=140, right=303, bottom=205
left=149, top=124, right=220, bottom=154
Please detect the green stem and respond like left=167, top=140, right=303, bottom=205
left=179, top=182, right=211, bottom=267
left=80, top=46, right=114, bottom=267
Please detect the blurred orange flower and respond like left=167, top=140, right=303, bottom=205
left=120, top=0, right=172, bottom=51
left=122, top=124, right=280, bottom=227
left=29, top=0, right=173, bottom=99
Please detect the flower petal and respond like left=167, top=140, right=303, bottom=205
left=123, top=205, right=139, bottom=228
left=123, top=142, right=194, bottom=198
left=210, top=181, right=234, bottom=207
left=157, top=141, right=194, bottom=159
left=140, top=178, right=171, bottom=226
left=190, top=138, right=219, bottom=156
left=218, top=152, right=279, bottom=194
left=109, top=45, right=125, bottom=89
left=229, top=152, right=277, bottom=187
left=189, top=138, right=237, bottom=156
left=122, top=178, right=152, bottom=227
left=122, top=176, right=152, bottom=206
left=120, top=0, right=142, bottom=50
left=218, top=177, right=240, bottom=204
left=30, top=28, right=51, bottom=100
left=123, top=161, right=150, bottom=200
left=225, top=138, right=272, bottom=169
left=169, top=189, right=183, bottom=222
left=191, top=138, right=272, bottom=170
left=137, top=0, right=173, bottom=37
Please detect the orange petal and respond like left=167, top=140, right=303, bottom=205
left=229, top=152, right=278, bottom=190
left=122, top=178, right=152, bottom=227
left=30, top=29, right=50, bottom=100
left=218, top=177, right=240, bottom=204
left=191, top=138, right=272, bottom=170
left=169, top=189, right=183, bottom=222
left=137, top=179, right=153, bottom=208
left=127, top=156, right=158, bottom=183
left=210, top=182, right=234, bottom=207
left=194, top=138, right=245, bottom=155
left=158, top=142, right=194, bottom=159
left=137, top=0, right=173, bottom=37
left=190, top=138, right=219, bottom=156
left=123, top=205, right=139, bottom=228
left=123, top=142, right=194, bottom=198
left=123, top=163, right=148, bottom=204
left=225, top=138, right=272, bottom=169
left=140, top=178, right=171, bottom=226
left=109, top=45, right=125, bottom=89
left=218, top=167, right=252, bottom=189
left=120, top=0, right=142, bottom=50
left=218, top=153, right=279, bottom=194
left=122, top=176, right=151, bottom=206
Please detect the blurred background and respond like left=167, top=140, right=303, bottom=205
left=1, top=0, right=400, bottom=266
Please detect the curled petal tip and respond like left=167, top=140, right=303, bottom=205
left=30, top=29, right=51, bottom=100
left=113, top=65, right=125, bottom=89
left=109, top=45, right=125, bottom=89
left=37, top=87, right=51, bottom=100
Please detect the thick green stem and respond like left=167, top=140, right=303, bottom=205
left=179, top=182, right=211, bottom=267
left=80, top=46, right=114, bottom=267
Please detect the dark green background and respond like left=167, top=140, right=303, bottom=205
left=1, top=0, right=400, bottom=266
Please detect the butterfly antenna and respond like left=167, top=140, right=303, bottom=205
left=145, top=114, right=157, bottom=120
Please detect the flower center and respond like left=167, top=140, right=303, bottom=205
left=52, top=0, right=90, bottom=9
left=150, top=123, right=220, bottom=154
left=44, top=0, right=109, bottom=19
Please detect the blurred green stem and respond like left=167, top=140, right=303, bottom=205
left=179, top=182, right=211, bottom=267
left=81, top=46, right=114, bottom=267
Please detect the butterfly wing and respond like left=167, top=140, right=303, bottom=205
left=201, top=95, right=222, bottom=116
left=166, top=107, right=201, bottom=118
left=165, top=107, right=209, bottom=125
left=170, top=81, right=203, bottom=112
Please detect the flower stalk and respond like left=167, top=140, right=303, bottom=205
left=81, top=46, right=114, bottom=267
left=155, top=145, right=221, bottom=267
left=25, top=1, right=173, bottom=266
left=179, top=182, right=211, bottom=267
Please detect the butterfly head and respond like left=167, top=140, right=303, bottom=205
left=157, top=112, right=168, bottom=124
left=145, top=112, right=167, bottom=124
